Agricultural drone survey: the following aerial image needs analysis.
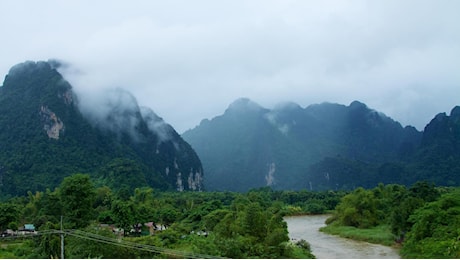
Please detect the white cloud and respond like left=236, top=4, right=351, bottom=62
left=1, top=0, right=459, bottom=132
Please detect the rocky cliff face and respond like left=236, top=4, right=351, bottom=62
left=0, top=60, right=203, bottom=196
left=40, top=106, right=64, bottom=139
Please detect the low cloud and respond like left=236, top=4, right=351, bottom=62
left=140, top=106, right=173, bottom=143
left=62, top=66, right=173, bottom=143
left=74, top=85, right=142, bottom=140
left=1, top=0, right=459, bottom=132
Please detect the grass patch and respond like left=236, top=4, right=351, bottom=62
left=0, top=241, right=24, bottom=258
left=288, top=246, right=315, bottom=259
left=319, top=223, right=396, bottom=247
left=286, top=241, right=315, bottom=259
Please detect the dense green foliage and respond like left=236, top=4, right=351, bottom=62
left=401, top=188, right=460, bottom=258
left=1, top=175, right=457, bottom=258
left=0, top=176, right=341, bottom=258
left=324, top=182, right=460, bottom=258
left=0, top=61, right=203, bottom=197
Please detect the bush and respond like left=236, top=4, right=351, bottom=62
left=305, top=203, right=326, bottom=214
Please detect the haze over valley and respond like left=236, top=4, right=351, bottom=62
left=0, top=1, right=459, bottom=258
left=1, top=1, right=459, bottom=134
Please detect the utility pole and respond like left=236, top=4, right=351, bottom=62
left=60, top=215, right=64, bottom=259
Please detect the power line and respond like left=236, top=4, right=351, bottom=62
left=1, top=229, right=225, bottom=259
left=65, top=230, right=225, bottom=259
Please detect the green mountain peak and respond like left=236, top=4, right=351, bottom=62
left=0, top=60, right=203, bottom=196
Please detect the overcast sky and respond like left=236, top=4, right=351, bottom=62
left=1, top=0, right=459, bottom=133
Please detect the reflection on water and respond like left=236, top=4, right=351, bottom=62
left=284, top=215, right=400, bottom=259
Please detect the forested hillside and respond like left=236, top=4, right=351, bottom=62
left=183, top=98, right=430, bottom=191
left=0, top=61, right=203, bottom=197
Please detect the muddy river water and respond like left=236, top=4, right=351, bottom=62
left=284, top=215, right=400, bottom=259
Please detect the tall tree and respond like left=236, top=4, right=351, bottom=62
left=334, top=187, right=378, bottom=228
left=0, top=202, right=19, bottom=231
left=59, top=174, right=96, bottom=228
left=111, top=200, right=136, bottom=235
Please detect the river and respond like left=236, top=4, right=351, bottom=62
left=284, top=215, right=400, bottom=259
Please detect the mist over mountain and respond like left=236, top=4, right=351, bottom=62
left=183, top=98, right=459, bottom=191
left=1, top=60, right=457, bottom=196
left=0, top=61, right=203, bottom=196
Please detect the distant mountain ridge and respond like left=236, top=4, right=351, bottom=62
left=0, top=61, right=203, bottom=196
left=183, top=98, right=459, bottom=191
left=2, top=61, right=458, bottom=195
left=410, top=106, right=460, bottom=186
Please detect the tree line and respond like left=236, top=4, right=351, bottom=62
left=0, top=174, right=345, bottom=258
left=2, top=173, right=457, bottom=258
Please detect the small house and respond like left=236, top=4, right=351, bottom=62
left=24, top=224, right=35, bottom=232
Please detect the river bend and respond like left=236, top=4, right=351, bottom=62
left=284, top=215, right=400, bottom=259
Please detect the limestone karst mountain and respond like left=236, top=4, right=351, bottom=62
left=0, top=61, right=203, bottom=196
left=183, top=98, right=460, bottom=191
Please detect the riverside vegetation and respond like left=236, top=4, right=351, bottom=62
left=322, top=181, right=460, bottom=258
left=0, top=175, right=342, bottom=258
left=1, top=176, right=458, bottom=258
